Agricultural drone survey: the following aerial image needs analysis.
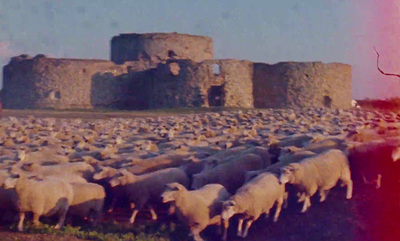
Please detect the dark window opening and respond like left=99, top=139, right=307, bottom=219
left=208, top=85, right=224, bottom=107
left=323, top=96, right=332, bottom=108
left=168, top=50, right=177, bottom=58
left=212, top=64, right=221, bottom=76
left=49, top=91, right=61, bottom=100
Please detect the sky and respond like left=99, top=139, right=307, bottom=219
left=0, top=0, right=399, bottom=99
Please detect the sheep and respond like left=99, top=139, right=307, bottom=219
left=11, top=161, right=95, bottom=181
left=268, top=134, right=314, bottom=162
left=245, top=148, right=316, bottom=182
left=92, top=166, right=124, bottom=213
left=348, top=140, right=400, bottom=189
left=200, top=146, right=249, bottom=170
left=303, top=138, right=348, bottom=154
left=351, top=99, right=361, bottom=108
left=109, top=167, right=189, bottom=224
left=221, top=172, right=287, bottom=240
left=191, top=153, right=267, bottom=194
left=125, top=153, right=192, bottom=174
left=161, top=182, right=230, bottom=241
left=68, top=182, right=105, bottom=226
left=182, top=147, right=272, bottom=184
left=3, top=174, right=74, bottom=231
left=0, top=170, right=18, bottom=222
left=10, top=164, right=90, bottom=184
left=279, top=149, right=353, bottom=213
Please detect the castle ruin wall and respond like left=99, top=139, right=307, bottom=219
left=147, top=59, right=254, bottom=109
left=111, top=32, right=213, bottom=64
left=2, top=56, right=154, bottom=109
left=253, top=61, right=352, bottom=109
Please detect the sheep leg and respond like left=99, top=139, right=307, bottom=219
left=237, top=218, right=244, bottom=237
left=190, top=228, right=203, bottom=241
left=222, top=219, right=229, bottom=241
left=129, top=209, right=139, bottom=224
left=375, top=174, right=382, bottom=189
left=297, top=192, right=306, bottom=203
left=362, top=173, right=373, bottom=185
left=167, top=203, right=176, bottom=215
left=242, top=219, right=254, bottom=238
left=301, top=196, right=311, bottom=213
left=107, top=197, right=117, bottom=213
left=274, top=197, right=284, bottom=222
left=148, top=205, right=158, bottom=221
left=32, top=212, right=41, bottom=227
left=319, top=189, right=330, bottom=202
left=346, top=180, right=353, bottom=199
left=90, top=210, right=101, bottom=227
left=283, top=192, right=289, bottom=209
left=340, top=168, right=353, bottom=199
left=264, top=211, right=269, bottom=220
left=54, top=208, right=68, bottom=229
left=17, top=212, right=25, bottom=232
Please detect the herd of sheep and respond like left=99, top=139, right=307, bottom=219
left=1, top=107, right=400, bottom=241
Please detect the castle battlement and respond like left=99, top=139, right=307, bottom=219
left=2, top=32, right=352, bottom=110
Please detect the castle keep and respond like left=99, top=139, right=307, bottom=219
left=2, top=32, right=352, bottom=110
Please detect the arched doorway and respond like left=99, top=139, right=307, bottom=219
left=208, top=85, right=224, bottom=106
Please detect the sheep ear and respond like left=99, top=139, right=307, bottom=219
left=166, top=182, right=184, bottom=191
left=285, top=147, right=294, bottom=154
left=4, top=177, right=18, bottom=189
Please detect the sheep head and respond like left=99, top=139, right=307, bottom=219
left=93, top=167, right=117, bottom=181
left=221, top=200, right=237, bottom=221
left=161, top=182, right=185, bottom=203
left=3, top=173, right=25, bottom=189
left=109, top=170, right=135, bottom=187
left=279, top=163, right=301, bottom=185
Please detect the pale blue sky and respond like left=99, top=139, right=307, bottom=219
left=0, top=0, right=398, bottom=99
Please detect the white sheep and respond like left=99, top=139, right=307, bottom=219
left=10, top=165, right=89, bottom=184
left=351, top=99, right=361, bottom=108
left=126, top=153, right=192, bottom=174
left=161, top=182, right=230, bottom=241
left=245, top=148, right=316, bottom=182
left=221, top=172, right=287, bottom=240
left=109, top=167, right=189, bottom=224
left=11, top=161, right=96, bottom=181
left=279, top=149, right=353, bottom=213
left=3, top=174, right=74, bottom=231
left=303, top=138, right=347, bottom=154
left=191, top=153, right=267, bottom=193
left=68, top=182, right=106, bottom=226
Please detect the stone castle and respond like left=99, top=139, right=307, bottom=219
left=2, top=32, right=352, bottom=110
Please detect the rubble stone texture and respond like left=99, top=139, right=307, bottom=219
left=2, top=32, right=352, bottom=110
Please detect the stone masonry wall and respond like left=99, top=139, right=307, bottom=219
left=253, top=62, right=352, bottom=109
left=2, top=55, right=153, bottom=109
left=111, top=32, right=213, bottom=64
left=147, top=59, right=254, bottom=109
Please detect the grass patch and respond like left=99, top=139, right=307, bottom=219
left=8, top=221, right=189, bottom=241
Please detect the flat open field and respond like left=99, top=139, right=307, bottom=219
left=1, top=107, right=400, bottom=241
